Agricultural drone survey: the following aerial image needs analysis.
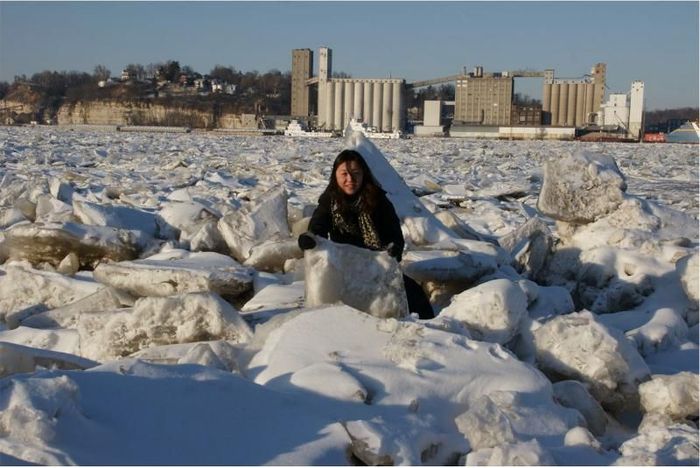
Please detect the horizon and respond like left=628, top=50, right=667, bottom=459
left=1, top=1, right=698, bottom=110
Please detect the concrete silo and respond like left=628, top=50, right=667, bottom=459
left=566, top=83, right=577, bottom=126
left=334, top=81, right=344, bottom=130
left=557, top=83, right=569, bottom=126
left=585, top=82, right=594, bottom=124
left=363, top=82, right=373, bottom=125
left=392, top=81, right=401, bottom=131
left=372, top=82, right=383, bottom=130
left=382, top=81, right=392, bottom=132
left=550, top=84, right=560, bottom=125
left=325, top=82, right=334, bottom=130
left=354, top=82, right=363, bottom=120
left=574, top=84, right=585, bottom=127
left=542, top=83, right=552, bottom=124
left=344, top=81, right=354, bottom=128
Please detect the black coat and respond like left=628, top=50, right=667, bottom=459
left=308, top=190, right=405, bottom=262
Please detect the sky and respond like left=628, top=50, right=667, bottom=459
left=0, top=1, right=698, bottom=110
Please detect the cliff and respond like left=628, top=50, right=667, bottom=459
left=56, top=100, right=214, bottom=128
left=2, top=93, right=263, bottom=129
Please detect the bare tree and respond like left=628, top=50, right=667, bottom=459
left=93, top=65, right=111, bottom=81
left=145, top=63, right=161, bottom=80
left=209, top=65, right=240, bottom=84
left=125, top=63, right=146, bottom=81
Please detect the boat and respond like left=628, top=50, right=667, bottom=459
left=665, top=121, right=699, bottom=144
left=344, top=119, right=405, bottom=139
left=284, top=120, right=335, bottom=138
left=642, top=132, right=666, bottom=143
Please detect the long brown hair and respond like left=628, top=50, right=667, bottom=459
left=326, top=149, right=383, bottom=213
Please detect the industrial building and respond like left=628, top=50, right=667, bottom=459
left=454, top=67, right=514, bottom=126
left=292, top=47, right=405, bottom=132
left=291, top=48, right=645, bottom=140
left=542, top=63, right=607, bottom=127
left=291, top=49, right=313, bottom=117
left=597, top=80, right=645, bottom=140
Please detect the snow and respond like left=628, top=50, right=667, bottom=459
left=0, top=126, right=698, bottom=464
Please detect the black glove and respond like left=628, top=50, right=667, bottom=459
left=298, top=232, right=317, bottom=251
left=385, top=242, right=402, bottom=262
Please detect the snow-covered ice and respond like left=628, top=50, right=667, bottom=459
left=0, top=126, right=697, bottom=465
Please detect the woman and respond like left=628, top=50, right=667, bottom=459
left=299, top=149, right=434, bottom=319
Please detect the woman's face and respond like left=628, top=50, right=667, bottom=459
left=335, top=161, right=364, bottom=196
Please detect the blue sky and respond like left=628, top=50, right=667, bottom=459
left=1, top=1, right=697, bottom=109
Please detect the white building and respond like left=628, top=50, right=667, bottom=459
left=212, top=80, right=236, bottom=94
left=597, top=81, right=645, bottom=140
left=413, top=100, right=446, bottom=136
left=599, top=93, right=629, bottom=129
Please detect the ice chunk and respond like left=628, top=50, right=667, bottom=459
left=499, top=216, right=554, bottom=280
left=616, top=424, right=699, bottom=465
left=0, top=326, right=80, bottom=356
left=0, top=342, right=97, bottom=377
left=49, top=177, right=74, bottom=204
left=0, top=263, right=103, bottom=327
left=465, top=439, right=556, bottom=466
left=303, top=235, right=408, bottom=319
left=626, top=307, right=689, bottom=356
left=34, top=194, right=76, bottom=224
left=552, top=380, right=608, bottom=436
left=156, top=200, right=218, bottom=236
left=244, top=238, right=303, bottom=273
left=3, top=222, right=144, bottom=268
left=20, top=286, right=135, bottom=329
left=131, top=340, right=242, bottom=373
left=156, top=200, right=223, bottom=248
left=240, top=281, right=305, bottom=324
left=676, top=251, right=699, bottom=304
left=53, top=255, right=76, bottom=278
left=218, top=186, right=290, bottom=261
left=0, top=207, right=27, bottom=229
left=440, top=278, right=528, bottom=344
left=454, top=390, right=583, bottom=451
left=537, top=150, right=626, bottom=224
left=454, top=392, right=517, bottom=449
left=187, top=219, right=227, bottom=253
left=569, top=246, right=657, bottom=314
left=177, top=343, right=228, bottom=370
left=563, top=426, right=602, bottom=449
left=78, top=292, right=252, bottom=362
left=93, top=249, right=254, bottom=298
left=639, top=372, right=699, bottom=421
left=526, top=284, right=575, bottom=320
left=73, top=200, right=159, bottom=237
left=434, top=210, right=484, bottom=241
left=402, top=249, right=495, bottom=284
left=533, top=311, right=650, bottom=411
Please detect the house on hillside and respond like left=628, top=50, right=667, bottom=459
left=120, top=69, right=136, bottom=82
left=211, top=79, right=236, bottom=94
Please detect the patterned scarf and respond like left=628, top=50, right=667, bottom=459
left=331, top=198, right=383, bottom=250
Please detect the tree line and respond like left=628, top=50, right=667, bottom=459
left=643, top=107, right=699, bottom=126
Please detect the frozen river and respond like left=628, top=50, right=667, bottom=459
left=0, top=126, right=697, bottom=465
